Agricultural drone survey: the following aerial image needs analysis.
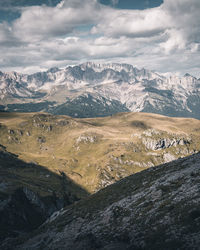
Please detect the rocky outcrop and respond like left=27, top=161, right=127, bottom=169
left=142, top=136, right=191, bottom=150
left=37, top=136, right=46, bottom=143
left=76, top=135, right=97, bottom=144
left=163, top=152, right=176, bottom=163
left=76, top=133, right=101, bottom=144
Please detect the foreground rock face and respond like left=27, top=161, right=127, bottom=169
left=9, top=152, right=200, bottom=250
left=0, top=187, right=64, bottom=241
left=0, top=148, right=88, bottom=243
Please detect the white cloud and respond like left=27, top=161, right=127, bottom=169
left=0, top=0, right=199, bottom=77
left=0, top=23, right=17, bottom=45
left=13, top=0, right=101, bottom=42
left=92, top=7, right=171, bottom=38
left=160, top=29, right=186, bottom=54
left=162, top=0, right=200, bottom=51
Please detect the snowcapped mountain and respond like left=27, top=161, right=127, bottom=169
left=0, top=62, right=200, bottom=118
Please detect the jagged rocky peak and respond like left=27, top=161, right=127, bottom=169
left=167, top=73, right=199, bottom=88
left=77, top=62, right=163, bottom=83
left=0, top=71, right=23, bottom=82
left=184, top=73, right=197, bottom=79
left=183, top=73, right=198, bottom=82
left=80, top=61, right=137, bottom=73
left=65, top=65, right=85, bottom=80
left=47, top=67, right=60, bottom=73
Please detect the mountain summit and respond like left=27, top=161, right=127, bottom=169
left=0, top=62, right=200, bottom=119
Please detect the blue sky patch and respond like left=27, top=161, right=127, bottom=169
left=99, top=0, right=163, bottom=9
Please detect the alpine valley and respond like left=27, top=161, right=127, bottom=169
left=1, top=62, right=200, bottom=119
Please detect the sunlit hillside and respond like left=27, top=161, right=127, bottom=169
left=1, top=111, right=200, bottom=193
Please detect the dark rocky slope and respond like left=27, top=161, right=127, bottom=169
left=8, top=152, right=200, bottom=250
left=0, top=146, right=88, bottom=245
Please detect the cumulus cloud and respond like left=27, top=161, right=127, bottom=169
left=159, top=29, right=186, bottom=54
left=13, top=0, right=101, bottom=42
left=0, top=0, right=199, bottom=77
left=91, top=0, right=200, bottom=54
left=160, top=0, right=200, bottom=52
left=92, top=7, right=171, bottom=38
left=0, top=23, right=13, bottom=44
left=0, top=22, right=23, bottom=46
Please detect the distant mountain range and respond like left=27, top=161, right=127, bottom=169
left=0, top=62, right=200, bottom=118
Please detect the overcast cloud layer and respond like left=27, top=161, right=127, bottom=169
left=0, top=0, right=199, bottom=77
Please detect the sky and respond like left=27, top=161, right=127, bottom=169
left=0, top=0, right=199, bottom=77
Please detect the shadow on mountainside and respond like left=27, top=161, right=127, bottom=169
left=16, top=152, right=200, bottom=250
left=0, top=145, right=89, bottom=243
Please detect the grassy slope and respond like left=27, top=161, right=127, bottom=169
left=0, top=111, right=200, bottom=193
left=0, top=145, right=88, bottom=200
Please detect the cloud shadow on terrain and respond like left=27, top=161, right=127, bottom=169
left=130, top=120, right=151, bottom=130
